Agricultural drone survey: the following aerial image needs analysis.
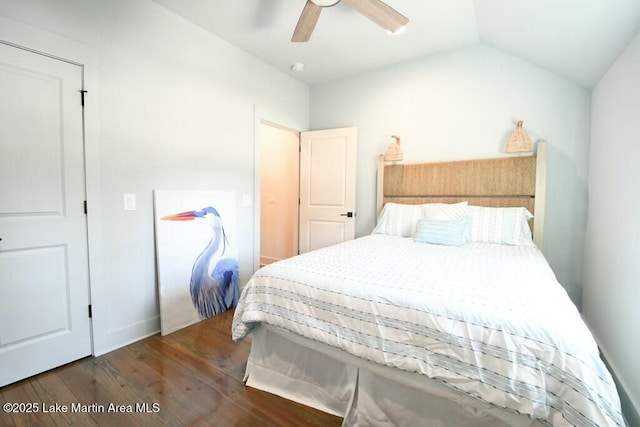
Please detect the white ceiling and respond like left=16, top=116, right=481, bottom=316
left=153, top=0, right=640, bottom=87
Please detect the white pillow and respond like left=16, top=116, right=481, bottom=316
left=422, top=202, right=468, bottom=221
left=373, top=202, right=469, bottom=237
left=372, top=203, right=424, bottom=237
left=467, top=206, right=534, bottom=246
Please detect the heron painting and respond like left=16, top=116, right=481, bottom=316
left=154, top=190, right=239, bottom=335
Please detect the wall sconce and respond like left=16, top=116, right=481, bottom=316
left=506, top=121, right=533, bottom=154
left=384, top=135, right=403, bottom=162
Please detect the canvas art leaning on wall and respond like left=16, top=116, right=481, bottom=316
left=154, top=190, right=239, bottom=336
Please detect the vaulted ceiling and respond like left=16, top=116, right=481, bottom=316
left=153, top=0, right=640, bottom=87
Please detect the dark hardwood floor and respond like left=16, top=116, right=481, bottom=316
left=0, top=310, right=342, bottom=427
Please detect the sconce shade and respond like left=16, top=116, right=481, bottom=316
left=385, top=135, right=403, bottom=162
left=507, top=121, right=533, bottom=154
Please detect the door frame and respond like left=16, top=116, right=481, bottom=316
left=258, top=120, right=300, bottom=267
left=252, top=106, right=306, bottom=273
left=252, top=109, right=358, bottom=271
left=0, top=16, right=100, bottom=355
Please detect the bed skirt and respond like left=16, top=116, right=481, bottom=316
left=243, top=325, right=543, bottom=427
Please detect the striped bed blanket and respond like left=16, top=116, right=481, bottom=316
left=232, top=234, right=623, bottom=426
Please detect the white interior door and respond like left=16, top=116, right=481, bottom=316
left=0, top=42, right=92, bottom=386
left=299, top=127, right=357, bottom=253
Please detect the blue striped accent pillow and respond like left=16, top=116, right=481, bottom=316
left=414, top=217, right=470, bottom=246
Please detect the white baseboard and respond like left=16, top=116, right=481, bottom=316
left=260, top=255, right=281, bottom=266
left=96, top=316, right=161, bottom=356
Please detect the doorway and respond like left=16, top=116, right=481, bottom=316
left=259, top=122, right=300, bottom=267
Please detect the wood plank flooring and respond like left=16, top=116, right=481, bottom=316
left=0, top=310, right=342, bottom=427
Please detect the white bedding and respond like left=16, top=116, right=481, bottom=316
left=232, top=234, right=623, bottom=426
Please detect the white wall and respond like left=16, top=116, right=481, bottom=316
left=584, top=31, right=640, bottom=423
left=0, top=0, right=309, bottom=355
left=310, top=44, right=591, bottom=304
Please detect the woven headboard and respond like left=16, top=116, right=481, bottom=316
left=376, top=141, right=547, bottom=247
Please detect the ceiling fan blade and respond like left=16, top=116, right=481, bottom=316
left=342, top=0, right=409, bottom=34
left=292, top=1, right=322, bottom=42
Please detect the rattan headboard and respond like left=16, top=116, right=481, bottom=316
left=376, top=141, right=547, bottom=247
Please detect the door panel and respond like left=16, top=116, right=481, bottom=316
left=309, top=137, right=347, bottom=206
left=299, top=127, right=357, bottom=253
left=307, top=221, right=347, bottom=252
left=0, top=61, right=65, bottom=215
left=0, top=246, right=70, bottom=344
left=0, top=42, right=91, bottom=386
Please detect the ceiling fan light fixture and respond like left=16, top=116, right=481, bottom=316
left=310, top=0, right=340, bottom=7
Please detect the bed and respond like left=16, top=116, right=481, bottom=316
left=231, top=142, right=623, bottom=426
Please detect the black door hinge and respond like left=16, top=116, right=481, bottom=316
left=84, top=200, right=88, bottom=214
left=88, top=304, right=92, bottom=318
left=80, top=89, right=88, bottom=106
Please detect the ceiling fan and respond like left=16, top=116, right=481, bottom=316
left=292, top=0, right=409, bottom=42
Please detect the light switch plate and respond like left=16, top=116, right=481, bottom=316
left=123, top=193, right=136, bottom=211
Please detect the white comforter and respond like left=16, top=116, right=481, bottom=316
left=232, top=235, right=623, bottom=426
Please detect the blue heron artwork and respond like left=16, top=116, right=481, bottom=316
left=154, top=191, right=239, bottom=335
